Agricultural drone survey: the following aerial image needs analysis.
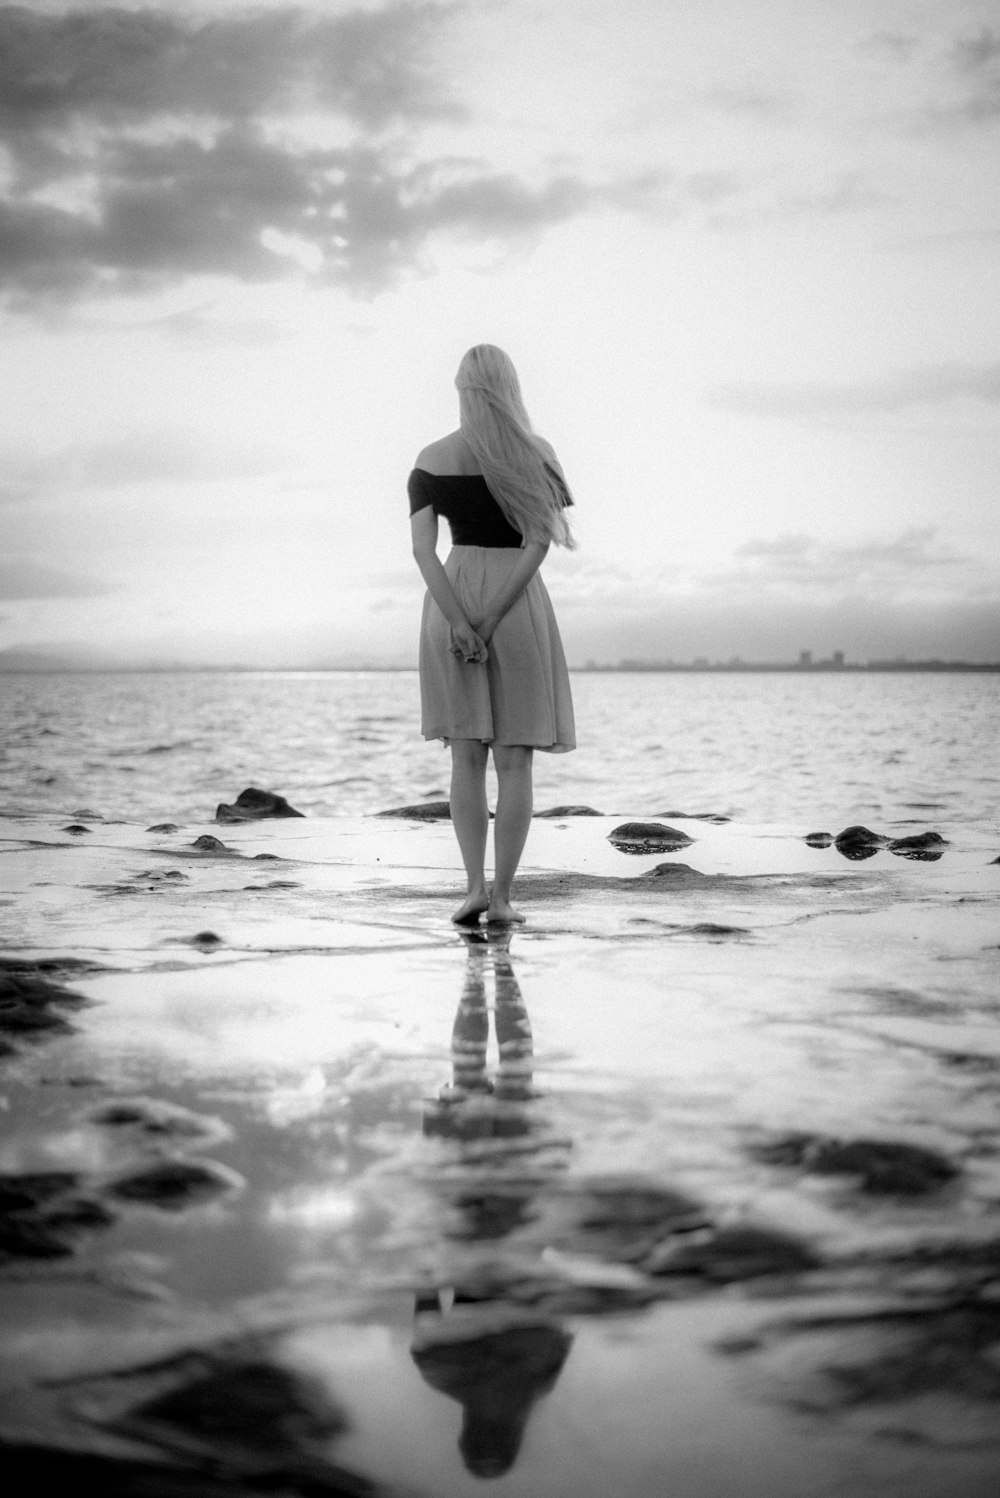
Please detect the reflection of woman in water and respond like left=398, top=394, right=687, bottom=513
left=411, top=931, right=572, bottom=1478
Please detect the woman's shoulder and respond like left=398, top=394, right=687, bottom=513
left=414, top=430, right=481, bottom=476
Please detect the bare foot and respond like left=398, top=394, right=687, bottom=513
left=486, top=897, right=526, bottom=924
left=452, top=890, right=489, bottom=924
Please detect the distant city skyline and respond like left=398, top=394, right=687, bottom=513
left=1, top=0, right=998, bottom=668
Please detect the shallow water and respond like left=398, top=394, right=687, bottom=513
left=1, top=811, right=999, bottom=1495
left=1, top=668, right=998, bottom=827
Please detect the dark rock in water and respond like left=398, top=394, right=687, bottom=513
left=120, top=1356, right=349, bottom=1462
left=804, top=831, right=833, bottom=847
left=888, top=830, right=948, bottom=861
left=646, top=1223, right=820, bottom=1282
left=147, top=822, right=180, bottom=833
left=577, top=1177, right=706, bottom=1229
left=809, top=1138, right=959, bottom=1194
left=0, top=968, right=88, bottom=1042
left=534, top=805, right=603, bottom=817
left=190, top=834, right=235, bottom=854
left=679, top=922, right=751, bottom=940
left=749, top=1132, right=959, bottom=1195
left=0, top=1172, right=79, bottom=1214
left=215, top=787, right=305, bottom=822
left=104, top=1157, right=244, bottom=1210
left=658, top=810, right=731, bottom=823
left=188, top=930, right=223, bottom=949
left=609, top=821, right=695, bottom=853
left=89, top=1096, right=226, bottom=1142
left=376, top=800, right=452, bottom=820
left=834, top=825, right=890, bottom=857
left=647, top=863, right=710, bottom=883
left=0, top=1171, right=115, bottom=1262
left=61, top=824, right=91, bottom=835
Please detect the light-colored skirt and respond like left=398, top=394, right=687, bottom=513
left=419, top=546, right=576, bottom=753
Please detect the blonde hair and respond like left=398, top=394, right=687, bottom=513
left=455, top=345, right=576, bottom=549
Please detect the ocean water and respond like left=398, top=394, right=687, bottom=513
left=1, top=668, right=997, bottom=830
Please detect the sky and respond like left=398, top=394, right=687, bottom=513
left=0, top=0, right=998, bottom=669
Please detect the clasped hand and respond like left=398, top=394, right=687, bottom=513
left=450, top=622, right=487, bottom=665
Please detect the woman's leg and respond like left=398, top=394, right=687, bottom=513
left=489, top=744, right=533, bottom=922
left=449, top=738, right=490, bottom=922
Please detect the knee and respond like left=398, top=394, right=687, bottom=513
left=452, top=739, right=489, bottom=773
left=493, top=745, right=533, bottom=778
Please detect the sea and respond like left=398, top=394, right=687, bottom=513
left=1, top=669, right=998, bottom=831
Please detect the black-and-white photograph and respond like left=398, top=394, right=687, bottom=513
left=1, top=2, right=998, bottom=1494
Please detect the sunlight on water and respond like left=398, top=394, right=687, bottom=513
left=1, top=668, right=998, bottom=827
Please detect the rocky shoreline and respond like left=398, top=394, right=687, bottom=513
left=1, top=798, right=998, bottom=1496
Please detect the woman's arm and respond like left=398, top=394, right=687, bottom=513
left=410, top=507, right=486, bottom=661
left=471, top=542, right=549, bottom=643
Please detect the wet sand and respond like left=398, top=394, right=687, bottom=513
left=1, top=810, right=998, bottom=1497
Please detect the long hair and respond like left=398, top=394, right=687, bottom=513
left=455, top=345, right=576, bottom=549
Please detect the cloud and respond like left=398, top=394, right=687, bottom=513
left=0, top=4, right=462, bottom=134
left=0, top=559, right=112, bottom=600
left=705, top=361, right=1000, bottom=419
left=0, top=112, right=670, bottom=301
left=0, top=427, right=294, bottom=499
left=951, top=23, right=1000, bottom=120
left=712, top=527, right=974, bottom=604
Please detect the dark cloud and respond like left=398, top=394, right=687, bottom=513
left=0, top=118, right=666, bottom=300
left=860, top=31, right=919, bottom=60
left=0, top=559, right=112, bottom=600
left=0, top=3, right=462, bottom=132
left=0, top=4, right=671, bottom=303
left=705, top=362, right=1000, bottom=419
left=700, top=86, right=795, bottom=117
left=950, top=23, right=1000, bottom=121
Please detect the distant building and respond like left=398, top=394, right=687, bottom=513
left=799, top=650, right=812, bottom=667
left=832, top=650, right=845, bottom=668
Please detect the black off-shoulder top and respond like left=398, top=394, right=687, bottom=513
left=407, top=466, right=572, bottom=549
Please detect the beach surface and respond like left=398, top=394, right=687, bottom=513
left=1, top=805, right=998, bottom=1497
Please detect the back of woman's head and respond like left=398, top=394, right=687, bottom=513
left=454, top=345, right=575, bottom=549
left=455, top=345, right=529, bottom=422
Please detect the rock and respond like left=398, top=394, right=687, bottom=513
left=646, top=863, right=710, bottom=883
left=888, top=831, right=948, bottom=861
left=190, top=835, right=235, bottom=854
left=0, top=1171, right=115, bottom=1262
left=104, top=1157, right=244, bottom=1210
left=215, top=787, right=305, bottom=822
left=147, top=822, right=180, bottom=833
left=0, top=968, right=88, bottom=1042
left=833, top=825, right=890, bottom=859
left=119, top=1356, right=349, bottom=1462
left=61, top=824, right=91, bottom=835
left=679, top=923, right=751, bottom=940
left=646, top=1223, right=820, bottom=1282
left=608, top=821, right=695, bottom=853
left=804, top=831, right=833, bottom=847
left=534, top=805, right=603, bottom=817
left=749, top=1132, right=960, bottom=1195
left=376, top=800, right=452, bottom=820
left=89, top=1096, right=228, bottom=1143
left=658, top=811, right=731, bottom=823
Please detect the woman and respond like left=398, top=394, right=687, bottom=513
left=409, top=344, right=576, bottom=925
